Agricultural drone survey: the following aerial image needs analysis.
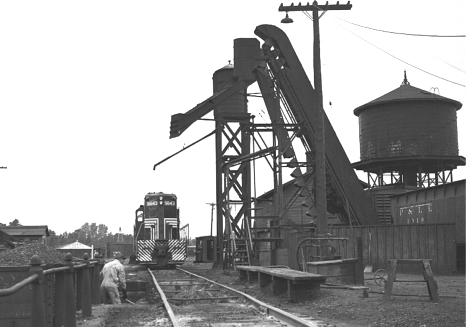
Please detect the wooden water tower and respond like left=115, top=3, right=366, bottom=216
left=352, top=72, right=465, bottom=189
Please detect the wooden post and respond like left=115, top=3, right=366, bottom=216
left=384, top=259, right=440, bottom=302
left=355, top=237, right=364, bottom=285
left=278, top=1, right=353, bottom=235
left=92, top=260, right=102, bottom=304
left=64, top=253, right=77, bottom=327
left=422, top=259, right=440, bottom=303
left=312, top=2, right=327, bottom=237
left=81, top=253, right=92, bottom=318
left=76, top=265, right=83, bottom=311
left=30, top=255, right=46, bottom=327
left=54, top=271, right=65, bottom=327
left=383, top=259, right=397, bottom=301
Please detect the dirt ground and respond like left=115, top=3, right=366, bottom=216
left=195, top=268, right=466, bottom=327
left=78, top=263, right=466, bottom=327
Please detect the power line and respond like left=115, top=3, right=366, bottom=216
left=302, top=11, right=313, bottom=20
left=336, top=17, right=466, bottom=38
left=333, top=19, right=466, bottom=87
left=300, top=12, right=465, bottom=87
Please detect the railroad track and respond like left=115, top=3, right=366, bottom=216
left=148, top=266, right=332, bottom=327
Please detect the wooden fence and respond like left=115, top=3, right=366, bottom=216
left=287, top=223, right=457, bottom=274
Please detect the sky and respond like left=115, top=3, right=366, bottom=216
left=0, top=1, right=465, bottom=239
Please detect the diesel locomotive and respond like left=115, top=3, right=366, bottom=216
left=133, top=192, right=187, bottom=268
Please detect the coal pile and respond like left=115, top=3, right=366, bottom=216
left=0, top=243, right=66, bottom=266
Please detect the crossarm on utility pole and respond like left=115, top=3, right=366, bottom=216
left=279, top=2, right=352, bottom=12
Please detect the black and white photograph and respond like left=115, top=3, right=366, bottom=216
left=0, top=1, right=465, bottom=326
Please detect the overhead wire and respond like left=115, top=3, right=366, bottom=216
left=302, top=11, right=313, bottom=21
left=333, top=20, right=466, bottom=87
left=309, top=1, right=465, bottom=38
left=336, top=17, right=466, bottom=38
left=300, top=11, right=466, bottom=87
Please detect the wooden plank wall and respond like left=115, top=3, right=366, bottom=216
left=287, top=230, right=315, bottom=270
left=287, top=224, right=457, bottom=274
left=329, top=224, right=456, bottom=274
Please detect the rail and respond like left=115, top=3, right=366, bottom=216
left=147, top=268, right=181, bottom=327
left=177, top=267, right=322, bottom=327
left=0, top=252, right=104, bottom=327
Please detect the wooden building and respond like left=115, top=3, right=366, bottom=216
left=0, top=225, right=49, bottom=245
left=0, top=229, right=19, bottom=250
left=254, top=172, right=342, bottom=266
left=56, top=241, right=92, bottom=259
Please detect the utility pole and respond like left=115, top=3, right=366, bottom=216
left=279, top=1, right=352, bottom=235
left=117, top=227, right=122, bottom=242
left=206, top=203, right=215, bottom=236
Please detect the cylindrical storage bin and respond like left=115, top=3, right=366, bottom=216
left=355, top=97, right=460, bottom=160
left=233, top=38, right=261, bottom=81
left=212, top=64, right=247, bottom=118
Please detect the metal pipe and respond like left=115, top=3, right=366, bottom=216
left=43, top=266, right=71, bottom=274
left=0, top=274, right=38, bottom=297
left=153, top=129, right=216, bottom=170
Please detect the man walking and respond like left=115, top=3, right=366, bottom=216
left=100, top=252, right=127, bottom=304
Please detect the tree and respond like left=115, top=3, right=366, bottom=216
left=97, top=224, right=108, bottom=247
left=89, top=223, right=98, bottom=240
left=8, top=219, right=21, bottom=226
left=47, top=229, right=66, bottom=247
left=40, top=222, right=133, bottom=252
